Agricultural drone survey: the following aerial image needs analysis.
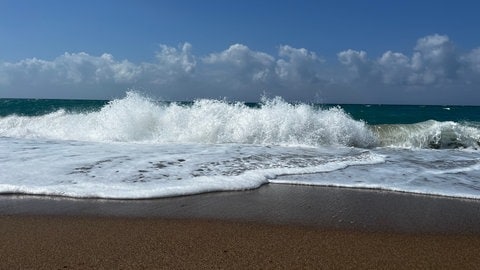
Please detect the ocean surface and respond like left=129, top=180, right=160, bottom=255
left=1, top=92, right=480, bottom=199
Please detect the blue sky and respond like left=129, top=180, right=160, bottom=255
left=1, top=0, right=480, bottom=104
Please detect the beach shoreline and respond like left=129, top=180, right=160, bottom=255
left=2, top=184, right=480, bottom=269
left=2, top=184, right=480, bottom=233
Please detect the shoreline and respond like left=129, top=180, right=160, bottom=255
left=2, top=184, right=480, bottom=233
left=2, top=184, right=480, bottom=268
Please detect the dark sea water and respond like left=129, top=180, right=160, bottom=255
left=2, top=98, right=479, bottom=125
left=1, top=92, right=479, bottom=199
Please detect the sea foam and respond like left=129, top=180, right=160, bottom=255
left=2, top=92, right=480, bottom=150
left=373, top=120, right=480, bottom=149
left=1, top=93, right=480, bottom=199
left=0, top=92, right=377, bottom=148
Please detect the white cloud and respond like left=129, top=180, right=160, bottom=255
left=275, top=45, right=324, bottom=82
left=337, top=34, right=476, bottom=87
left=204, top=44, right=273, bottom=66
left=155, top=43, right=196, bottom=74
left=200, top=44, right=325, bottom=87
left=337, top=49, right=375, bottom=83
left=464, top=47, right=480, bottom=73
left=1, top=35, right=480, bottom=104
left=337, top=49, right=368, bottom=66
left=409, top=34, right=459, bottom=84
left=202, top=44, right=275, bottom=83
left=377, top=51, right=410, bottom=84
left=1, top=52, right=140, bottom=85
left=414, top=34, right=452, bottom=61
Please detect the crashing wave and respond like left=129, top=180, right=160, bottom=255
left=0, top=92, right=377, bottom=148
left=373, top=120, right=480, bottom=149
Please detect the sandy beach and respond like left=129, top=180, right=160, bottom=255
left=1, top=184, right=480, bottom=269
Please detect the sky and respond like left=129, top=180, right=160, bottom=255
left=1, top=0, right=480, bottom=104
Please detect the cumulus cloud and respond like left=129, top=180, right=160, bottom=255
left=202, top=44, right=275, bottom=83
left=155, top=42, right=196, bottom=74
left=338, top=34, right=479, bottom=87
left=337, top=49, right=372, bottom=81
left=275, top=45, right=323, bottom=82
left=377, top=51, right=411, bottom=84
left=463, top=48, right=480, bottom=74
left=1, top=34, right=480, bottom=104
left=1, top=52, right=139, bottom=85
left=409, top=34, right=459, bottom=84
left=198, top=44, right=326, bottom=96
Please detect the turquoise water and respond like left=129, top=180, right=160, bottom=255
left=0, top=98, right=108, bottom=117
left=2, top=98, right=479, bottom=125
left=333, top=104, right=480, bottom=125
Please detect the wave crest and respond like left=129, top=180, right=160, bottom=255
left=0, top=92, right=377, bottom=147
left=373, top=120, right=480, bottom=149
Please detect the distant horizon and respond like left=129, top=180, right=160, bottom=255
left=1, top=94, right=479, bottom=107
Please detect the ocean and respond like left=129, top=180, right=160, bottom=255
left=1, top=92, right=479, bottom=199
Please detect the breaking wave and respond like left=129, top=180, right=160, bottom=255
left=373, top=121, right=480, bottom=149
left=1, top=92, right=479, bottom=149
left=0, top=92, right=377, bottom=148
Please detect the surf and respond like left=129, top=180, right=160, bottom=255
left=1, top=92, right=480, bottom=150
left=0, top=92, right=377, bottom=148
left=1, top=93, right=480, bottom=200
left=373, top=120, right=480, bottom=149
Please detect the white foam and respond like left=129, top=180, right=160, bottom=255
left=4, top=93, right=479, bottom=150
left=0, top=137, right=384, bottom=199
left=373, top=120, right=480, bottom=149
left=0, top=92, right=377, bottom=148
left=275, top=148, right=480, bottom=199
left=426, top=161, right=480, bottom=175
left=1, top=136, right=480, bottom=199
left=2, top=93, right=480, bottom=200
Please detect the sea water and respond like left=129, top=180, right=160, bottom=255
left=1, top=92, right=479, bottom=199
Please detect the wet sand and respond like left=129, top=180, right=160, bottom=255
left=1, top=184, right=480, bottom=268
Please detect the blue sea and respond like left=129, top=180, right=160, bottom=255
left=1, top=92, right=479, bottom=199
